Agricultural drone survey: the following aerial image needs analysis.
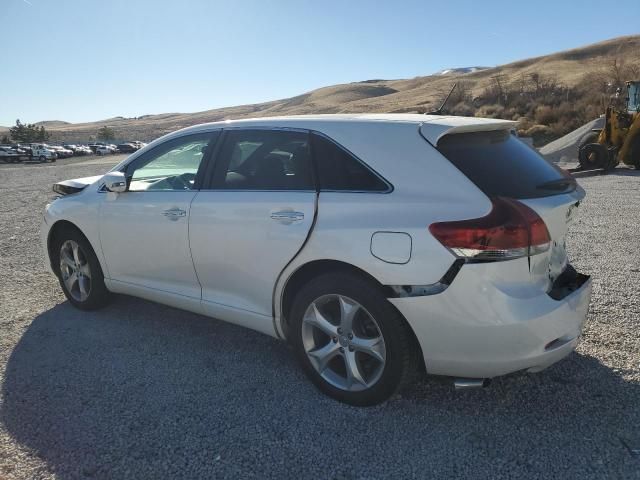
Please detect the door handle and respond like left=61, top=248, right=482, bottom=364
left=270, top=210, right=304, bottom=224
left=162, top=207, right=186, bottom=221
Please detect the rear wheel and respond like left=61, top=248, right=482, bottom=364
left=289, top=272, right=419, bottom=406
left=38, top=155, right=46, bottom=163
left=578, top=132, right=607, bottom=170
left=52, top=228, right=111, bottom=310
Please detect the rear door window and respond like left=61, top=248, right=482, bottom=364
left=437, top=129, right=574, bottom=199
left=212, top=129, right=314, bottom=191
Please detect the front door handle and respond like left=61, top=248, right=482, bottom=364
left=270, top=210, right=304, bottom=224
left=162, top=207, right=186, bottom=221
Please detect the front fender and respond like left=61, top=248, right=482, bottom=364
left=42, top=191, right=109, bottom=279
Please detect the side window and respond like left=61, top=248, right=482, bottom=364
left=311, top=133, right=389, bottom=192
left=126, top=132, right=217, bottom=192
left=213, top=130, right=313, bottom=190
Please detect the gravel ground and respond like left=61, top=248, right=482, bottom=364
left=0, top=161, right=639, bottom=479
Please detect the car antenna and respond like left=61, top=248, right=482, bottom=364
left=426, top=83, right=457, bottom=115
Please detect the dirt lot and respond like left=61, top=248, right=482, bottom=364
left=0, top=160, right=639, bottom=479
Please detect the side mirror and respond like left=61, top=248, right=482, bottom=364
left=103, top=171, right=127, bottom=193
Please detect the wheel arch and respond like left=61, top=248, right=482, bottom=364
left=278, top=259, right=426, bottom=371
left=47, top=220, right=103, bottom=275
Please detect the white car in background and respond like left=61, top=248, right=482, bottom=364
left=40, top=114, right=592, bottom=405
left=49, top=145, right=74, bottom=158
left=95, top=146, right=113, bottom=156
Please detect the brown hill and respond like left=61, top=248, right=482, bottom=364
left=12, top=35, right=640, bottom=143
left=34, top=121, right=71, bottom=127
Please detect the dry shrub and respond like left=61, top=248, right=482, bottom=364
left=534, top=105, right=558, bottom=124
left=450, top=102, right=475, bottom=117
left=476, top=104, right=505, bottom=118
left=522, top=124, right=554, bottom=146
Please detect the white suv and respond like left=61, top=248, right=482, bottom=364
left=41, top=114, right=592, bottom=405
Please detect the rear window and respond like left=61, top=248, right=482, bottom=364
left=437, top=129, right=574, bottom=199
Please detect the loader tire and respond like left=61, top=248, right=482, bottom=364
left=578, top=132, right=607, bottom=170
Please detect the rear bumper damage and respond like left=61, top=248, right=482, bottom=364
left=389, top=259, right=592, bottom=379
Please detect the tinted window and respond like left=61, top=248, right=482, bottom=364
left=312, top=133, right=389, bottom=192
left=437, top=130, right=574, bottom=199
left=126, top=132, right=217, bottom=191
left=214, top=130, right=313, bottom=190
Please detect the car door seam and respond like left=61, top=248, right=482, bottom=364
left=271, top=190, right=320, bottom=340
left=187, top=191, right=204, bottom=301
left=96, top=198, right=112, bottom=280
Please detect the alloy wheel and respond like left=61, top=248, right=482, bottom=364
left=301, top=294, right=386, bottom=392
left=59, top=240, right=92, bottom=302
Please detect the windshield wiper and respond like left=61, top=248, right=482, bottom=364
left=536, top=178, right=576, bottom=191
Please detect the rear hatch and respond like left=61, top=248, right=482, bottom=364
left=431, top=127, right=583, bottom=293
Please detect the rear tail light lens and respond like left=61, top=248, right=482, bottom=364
left=429, top=197, right=550, bottom=261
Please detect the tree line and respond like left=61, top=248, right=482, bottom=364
left=1, top=121, right=116, bottom=144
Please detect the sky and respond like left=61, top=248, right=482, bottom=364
left=0, top=0, right=638, bottom=126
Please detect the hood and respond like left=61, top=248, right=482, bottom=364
left=53, top=175, right=104, bottom=195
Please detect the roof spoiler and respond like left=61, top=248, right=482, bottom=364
left=419, top=118, right=517, bottom=145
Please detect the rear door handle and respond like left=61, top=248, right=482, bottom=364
left=162, top=207, right=186, bottom=221
left=270, top=210, right=304, bottom=224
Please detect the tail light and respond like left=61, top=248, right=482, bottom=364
left=429, top=197, right=550, bottom=261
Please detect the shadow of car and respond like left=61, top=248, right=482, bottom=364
left=2, top=297, right=639, bottom=478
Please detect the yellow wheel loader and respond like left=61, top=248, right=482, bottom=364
left=578, top=81, right=640, bottom=170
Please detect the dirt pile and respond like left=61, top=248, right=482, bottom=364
left=539, top=117, right=604, bottom=164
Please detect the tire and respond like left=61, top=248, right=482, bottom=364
left=289, top=272, right=420, bottom=406
left=38, top=155, right=46, bottom=163
left=52, top=227, right=111, bottom=311
left=578, top=131, right=608, bottom=170
left=578, top=131, right=600, bottom=151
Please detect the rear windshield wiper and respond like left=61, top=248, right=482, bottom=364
left=536, top=178, right=576, bottom=191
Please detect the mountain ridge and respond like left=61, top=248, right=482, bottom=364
left=4, top=35, right=639, bottom=143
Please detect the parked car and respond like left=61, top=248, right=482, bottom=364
left=49, top=145, right=74, bottom=158
left=95, top=146, right=113, bottom=156
left=63, top=144, right=79, bottom=155
left=0, top=146, right=29, bottom=163
left=117, top=143, right=138, bottom=153
left=41, top=114, right=592, bottom=406
left=16, top=144, right=32, bottom=155
left=73, top=145, right=91, bottom=156
left=88, top=143, right=101, bottom=153
left=30, top=144, right=57, bottom=162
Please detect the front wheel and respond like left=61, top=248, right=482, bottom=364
left=38, top=155, right=46, bottom=163
left=289, top=272, right=419, bottom=406
left=53, top=228, right=111, bottom=310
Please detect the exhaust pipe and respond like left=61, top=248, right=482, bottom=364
left=454, top=378, right=490, bottom=390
